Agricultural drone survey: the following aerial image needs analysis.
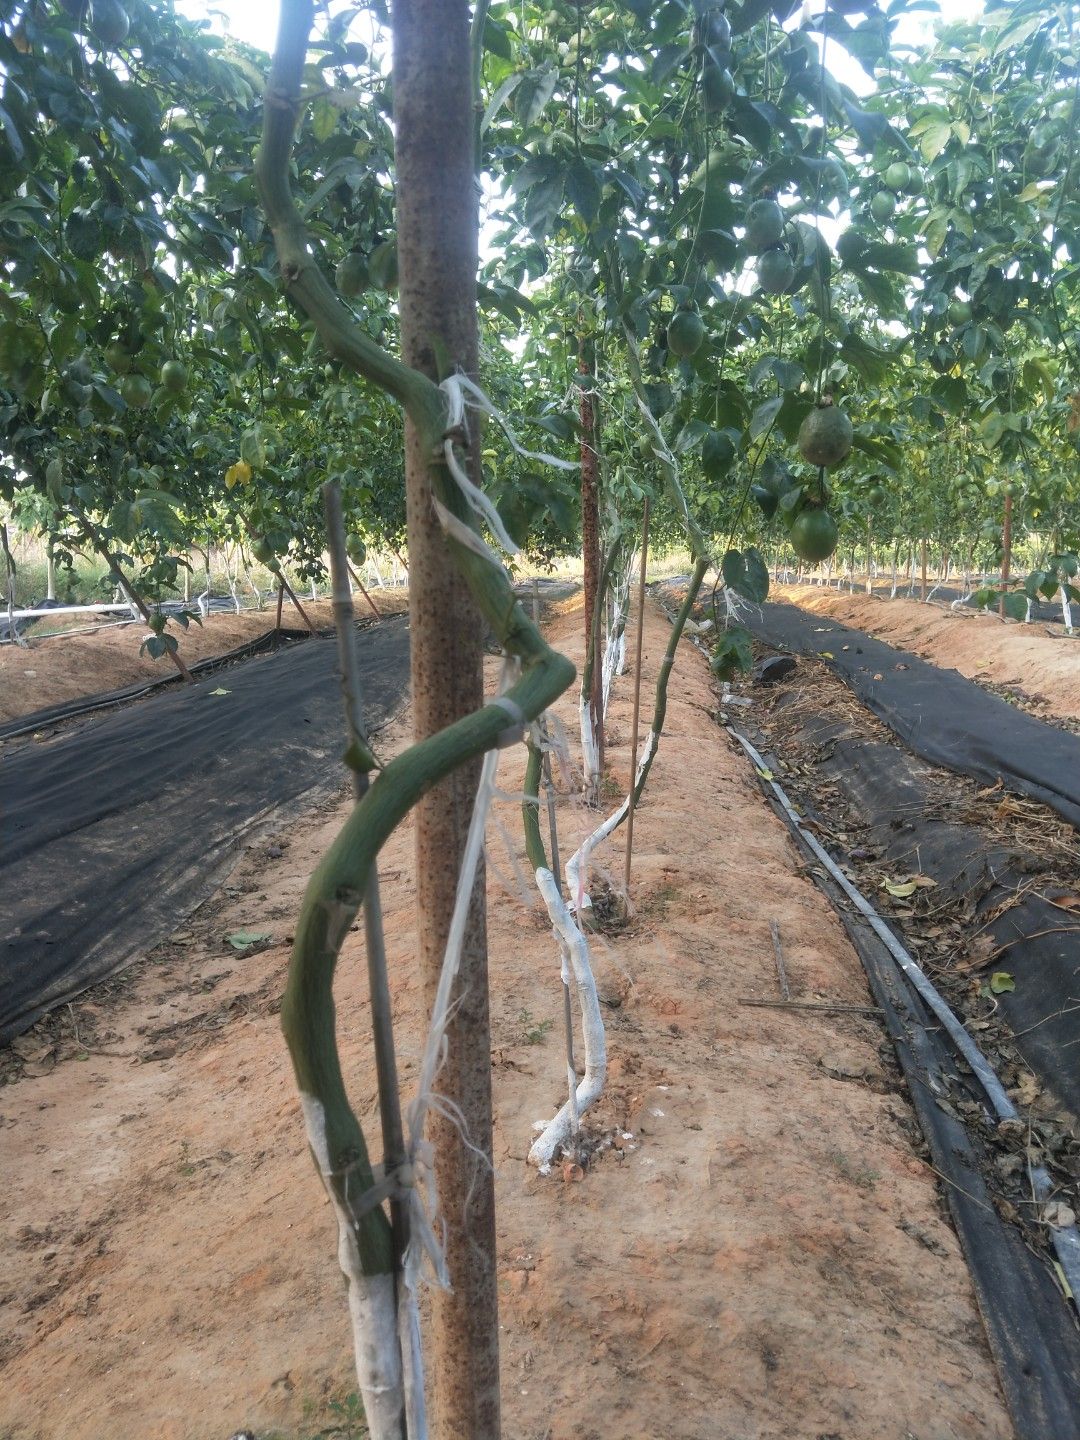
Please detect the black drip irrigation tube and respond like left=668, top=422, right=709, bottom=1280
left=728, top=722, right=1080, bottom=1437
left=653, top=590, right=1080, bottom=1433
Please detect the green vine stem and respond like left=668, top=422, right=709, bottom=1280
left=566, top=556, right=710, bottom=911
left=256, top=0, right=576, bottom=1429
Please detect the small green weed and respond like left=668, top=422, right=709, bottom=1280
left=518, top=1008, right=553, bottom=1045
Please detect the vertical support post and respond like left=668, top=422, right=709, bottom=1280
left=394, top=0, right=500, bottom=1433
left=920, top=538, right=928, bottom=603
left=623, top=496, right=651, bottom=897
left=273, top=578, right=285, bottom=649
left=1000, top=491, right=1013, bottom=619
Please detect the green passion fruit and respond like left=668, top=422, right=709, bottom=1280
left=105, top=341, right=132, bottom=374
left=744, top=197, right=784, bottom=254
left=948, top=299, right=972, bottom=326
left=883, top=161, right=911, bottom=193
left=758, top=247, right=795, bottom=294
left=870, top=190, right=896, bottom=224
left=701, top=428, right=736, bottom=479
left=160, top=360, right=187, bottom=393
left=119, top=373, right=153, bottom=408
left=90, top=0, right=130, bottom=47
left=790, top=507, right=839, bottom=562
left=701, top=63, right=735, bottom=113
left=335, top=252, right=368, bottom=298
left=667, top=309, right=706, bottom=358
left=797, top=403, right=853, bottom=468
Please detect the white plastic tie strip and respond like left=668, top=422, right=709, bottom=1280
left=438, top=373, right=577, bottom=560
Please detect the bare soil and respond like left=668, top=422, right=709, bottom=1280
left=0, top=597, right=1012, bottom=1439
left=777, top=584, right=1080, bottom=724
left=0, top=591, right=408, bottom=725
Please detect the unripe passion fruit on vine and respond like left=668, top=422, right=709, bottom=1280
left=798, top=403, right=853, bottom=467
left=335, top=253, right=368, bottom=298
left=948, top=299, right=972, bottom=326
left=90, top=0, right=129, bottom=47
left=160, top=360, right=187, bottom=393
left=120, top=373, right=152, bottom=408
left=867, top=484, right=886, bottom=506
left=347, top=537, right=367, bottom=567
left=105, top=341, right=132, bottom=374
left=884, top=161, right=911, bottom=192
left=701, top=428, right=735, bottom=479
left=667, top=309, right=706, bottom=358
left=870, top=190, right=896, bottom=224
left=790, top=507, right=839, bottom=562
left=701, top=63, right=735, bottom=113
left=744, top=197, right=784, bottom=254
left=758, top=247, right=794, bottom=294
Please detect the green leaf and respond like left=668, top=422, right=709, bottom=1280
left=515, top=64, right=559, bottom=128
left=1002, top=592, right=1028, bottom=622
left=750, top=395, right=784, bottom=439
left=709, top=626, right=754, bottom=680
left=226, top=929, right=272, bottom=951
left=565, top=158, right=602, bottom=226
left=989, top=971, right=1016, bottom=994
left=919, top=120, right=953, bottom=163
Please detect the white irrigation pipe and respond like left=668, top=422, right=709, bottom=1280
left=729, top=723, right=1080, bottom=1302
left=3, top=601, right=137, bottom=620
left=528, top=867, right=606, bottom=1171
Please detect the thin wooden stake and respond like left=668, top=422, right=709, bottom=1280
left=532, top=582, right=576, bottom=1111
left=623, top=495, right=650, bottom=897
left=322, top=480, right=409, bottom=1270
left=347, top=560, right=383, bottom=620
left=738, top=998, right=882, bottom=1016
left=920, top=538, right=928, bottom=603
left=278, top=572, right=319, bottom=634
left=770, top=919, right=791, bottom=1001
left=273, top=578, right=284, bottom=650
left=1000, top=490, right=1013, bottom=620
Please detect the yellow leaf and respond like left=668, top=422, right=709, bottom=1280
left=225, top=460, right=253, bottom=490
left=755, top=766, right=774, bottom=782
left=819, top=650, right=834, bottom=660
left=885, top=879, right=918, bottom=898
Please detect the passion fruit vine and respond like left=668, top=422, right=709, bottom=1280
left=797, top=402, right=853, bottom=468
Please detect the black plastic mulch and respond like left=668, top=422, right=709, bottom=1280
left=742, top=599, right=1080, bottom=831
left=0, top=615, right=411, bottom=1040
left=742, top=750, right=1080, bottom=1436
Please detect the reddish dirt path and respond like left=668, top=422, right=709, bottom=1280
left=777, top=584, right=1080, bottom=723
left=0, top=598, right=1011, bottom=1439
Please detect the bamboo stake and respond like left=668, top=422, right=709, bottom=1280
left=322, top=480, right=410, bottom=1270
left=770, top=920, right=791, bottom=1001
left=623, top=496, right=650, bottom=896
left=738, top=998, right=882, bottom=1017
left=348, top=560, right=383, bottom=620
left=273, top=578, right=285, bottom=649
left=532, top=581, right=576, bottom=1111
left=1000, top=490, right=1013, bottom=620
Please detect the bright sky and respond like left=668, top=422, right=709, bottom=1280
left=180, top=0, right=984, bottom=72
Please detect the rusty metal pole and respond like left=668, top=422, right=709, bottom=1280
left=623, top=496, right=651, bottom=897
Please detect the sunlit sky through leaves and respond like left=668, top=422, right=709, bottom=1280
left=179, top=0, right=987, bottom=87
